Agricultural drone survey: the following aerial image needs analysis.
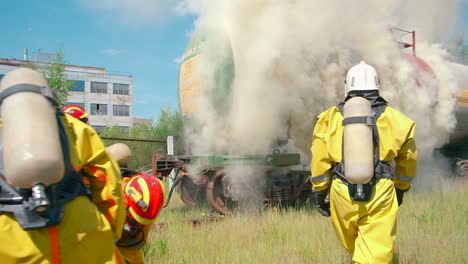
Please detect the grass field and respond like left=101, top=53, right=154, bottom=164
left=143, top=177, right=468, bottom=264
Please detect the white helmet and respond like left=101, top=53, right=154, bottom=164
left=345, top=61, right=380, bottom=94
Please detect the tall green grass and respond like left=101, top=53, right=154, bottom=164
left=395, top=178, right=468, bottom=264
left=144, top=178, right=468, bottom=263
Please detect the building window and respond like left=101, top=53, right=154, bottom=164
left=67, top=102, right=85, bottom=108
left=113, top=83, right=129, bottom=95
left=91, top=82, right=107, bottom=93
left=90, top=103, right=108, bottom=115
left=113, top=105, right=130, bottom=116
left=70, top=80, right=85, bottom=92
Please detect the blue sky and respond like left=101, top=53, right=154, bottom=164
left=0, top=0, right=195, bottom=120
left=0, top=1, right=467, bottom=120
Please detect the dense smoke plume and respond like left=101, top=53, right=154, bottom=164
left=180, top=0, right=461, bottom=160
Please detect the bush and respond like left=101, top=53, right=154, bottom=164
left=101, top=108, right=183, bottom=170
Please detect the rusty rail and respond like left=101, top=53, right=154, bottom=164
left=153, top=216, right=224, bottom=230
left=101, top=137, right=167, bottom=143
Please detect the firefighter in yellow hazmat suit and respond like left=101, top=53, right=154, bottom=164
left=107, top=143, right=166, bottom=264
left=116, top=173, right=165, bottom=264
left=0, top=68, right=126, bottom=264
left=311, top=61, right=418, bottom=264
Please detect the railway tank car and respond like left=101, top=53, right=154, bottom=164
left=155, top=30, right=468, bottom=214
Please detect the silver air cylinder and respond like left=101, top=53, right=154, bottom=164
left=0, top=68, right=65, bottom=189
left=343, top=97, right=374, bottom=184
left=106, top=143, right=132, bottom=167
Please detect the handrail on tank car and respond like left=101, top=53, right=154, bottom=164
left=391, top=27, right=416, bottom=56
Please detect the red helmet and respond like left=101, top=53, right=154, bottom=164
left=123, top=173, right=165, bottom=226
left=62, top=104, right=89, bottom=123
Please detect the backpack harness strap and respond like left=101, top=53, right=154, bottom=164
left=0, top=111, right=91, bottom=229
left=0, top=84, right=57, bottom=106
left=342, top=116, right=376, bottom=126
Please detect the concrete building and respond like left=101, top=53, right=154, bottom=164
left=0, top=57, right=134, bottom=133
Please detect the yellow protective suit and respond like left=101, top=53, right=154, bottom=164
left=311, top=105, right=418, bottom=264
left=117, top=225, right=152, bottom=264
left=116, top=176, right=152, bottom=264
left=0, top=114, right=126, bottom=264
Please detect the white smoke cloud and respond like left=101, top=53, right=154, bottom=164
left=183, top=0, right=460, bottom=155
left=396, top=0, right=463, bottom=43
left=178, top=0, right=462, bottom=192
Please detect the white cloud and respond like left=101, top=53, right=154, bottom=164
left=174, top=0, right=205, bottom=15
left=102, top=49, right=126, bottom=55
left=173, top=56, right=182, bottom=64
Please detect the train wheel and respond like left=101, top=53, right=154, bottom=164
left=206, top=170, right=237, bottom=215
left=177, top=175, right=206, bottom=206
left=453, top=159, right=468, bottom=177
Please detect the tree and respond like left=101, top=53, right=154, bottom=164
left=44, top=50, right=74, bottom=107
left=100, top=108, right=184, bottom=170
left=21, top=50, right=74, bottom=107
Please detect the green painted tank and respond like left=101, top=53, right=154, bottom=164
left=178, top=33, right=235, bottom=117
left=176, top=34, right=313, bottom=214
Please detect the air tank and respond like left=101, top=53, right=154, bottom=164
left=0, top=68, right=65, bottom=188
left=107, top=143, right=133, bottom=167
left=343, top=97, right=374, bottom=184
